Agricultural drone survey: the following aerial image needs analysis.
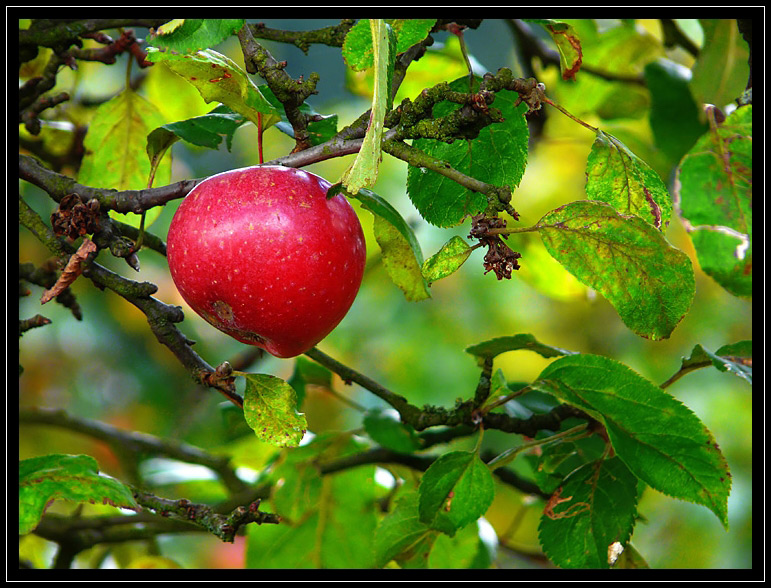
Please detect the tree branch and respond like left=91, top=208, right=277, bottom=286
left=19, top=195, right=242, bottom=407
left=305, top=347, right=591, bottom=436
left=19, top=153, right=199, bottom=213
left=19, top=19, right=170, bottom=55
left=19, top=407, right=248, bottom=494
left=131, top=489, right=279, bottom=543
left=248, top=19, right=355, bottom=54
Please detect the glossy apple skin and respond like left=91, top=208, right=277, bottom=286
left=166, top=165, right=366, bottom=358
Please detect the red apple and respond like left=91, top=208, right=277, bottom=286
left=166, top=165, right=366, bottom=358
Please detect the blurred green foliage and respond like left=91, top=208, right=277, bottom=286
left=18, top=18, right=751, bottom=570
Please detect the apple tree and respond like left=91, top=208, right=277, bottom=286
left=18, top=18, right=753, bottom=571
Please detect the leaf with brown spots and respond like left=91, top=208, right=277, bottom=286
left=243, top=373, right=307, bottom=448
left=586, top=130, right=672, bottom=230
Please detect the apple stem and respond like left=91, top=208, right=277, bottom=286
left=257, top=112, right=264, bottom=164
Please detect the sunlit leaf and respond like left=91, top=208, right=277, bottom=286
left=342, top=18, right=435, bottom=71
left=537, top=200, right=694, bottom=340
left=585, top=130, right=672, bottom=230
left=421, top=236, right=473, bottom=285
left=526, top=19, right=583, bottom=80
left=243, top=373, right=307, bottom=448
left=334, top=185, right=429, bottom=301
left=145, top=47, right=280, bottom=130
left=347, top=35, right=470, bottom=104
left=78, top=88, right=170, bottom=228
left=373, top=215, right=430, bottom=301
left=341, top=19, right=391, bottom=194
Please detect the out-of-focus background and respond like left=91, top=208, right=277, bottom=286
left=19, top=19, right=752, bottom=569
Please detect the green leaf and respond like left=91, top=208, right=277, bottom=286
left=145, top=47, right=280, bottom=130
left=78, top=88, right=170, bottom=228
left=421, top=236, right=472, bottom=285
left=406, top=76, right=529, bottom=227
left=341, top=19, right=391, bottom=194
left=533, top=354, right=732, bottom=528
left=19, top=454, right=138, bottom=535
left=418, top=451, right=495, bottom=536
left=146, top=104, right=249, bottom=166
left=374, top=490, right=439, bottom=568
left=342, top=18, right=435, bottom=71
left=363, top=408, right=422, bottom=453
left=149, top=19, right=245, bottom=53
left=268, top=433, right=360, bottom=522
left=674, top=105, right=752, bottom=298
left=585, top=130, right=672, bottom=230
left=389, top=19, right=437, bottom=53
left=680, top=341, right=752, bottom=385
left=538, top=457, right=640, bottom=568
left=537, top=200, right=695, bottom=340
left=242, top=373, right=307, bottom=448
left=338, top=185, right=430, bottom=301
left=689, top=19, right=750, bottom=109
left=645, top=58, right=708, bottom=163
left=247, top=436, right=377, bottom=568
left=465, top=333, right=578, bottom=364
left=515, top=236, right=588, bottom=301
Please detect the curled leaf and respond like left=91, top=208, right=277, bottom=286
left=40, top=238, right=97, bottom=305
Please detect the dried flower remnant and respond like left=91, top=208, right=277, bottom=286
left=51, top=194, right=100, bottom=240
left=469, top=214, right=521, bottom=280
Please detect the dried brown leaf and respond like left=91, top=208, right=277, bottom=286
left=40, top=239, right=97, bottom=304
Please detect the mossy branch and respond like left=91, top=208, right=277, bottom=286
left=19, top=153, right=199, bottom=213
left=304, top=346, right=589, bottom=436
left=248, top=19, right=355, bottom=54
left=237, top=23, right=320, bottom=152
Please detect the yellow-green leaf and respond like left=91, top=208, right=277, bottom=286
left=341, top=19, right=390, bottom=194
left=243, top=374, right=307, bottom=448
left=78, top=88, right=170, bottom=227
left=145, top=47, right=280, bottom=130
